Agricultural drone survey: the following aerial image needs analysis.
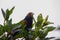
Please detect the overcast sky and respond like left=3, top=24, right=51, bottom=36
left=0, top=0, right=60, bottom=38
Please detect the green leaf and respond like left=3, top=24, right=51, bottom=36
left=37, top=14, right=43, bottom=26
left=43, top=21, right=54, bottom=26
left=39, top=30, right=45, bottom=40
left=0, top=27, right=4, bottom=35
left=41, top=15, right=48, bottom=27
left=5, top=9, right=9, bottom=20
left=43, top=26, right=55, bottom=32
left=3, top=23, right=12, bottom=33
left=0, top=24, right=3, bottom=27
left=8, top=18, right=12, bottom=27
left=34, top=14, right=43, bottom=32
left=44, top=15, right=48, bottom=21
left=10, top=6, right=15, bottom=14
left=45, top=37, right=55, bottom=40
left=37, top=13, right=43, bottom=22
left=5, top=6, right=15, bottom=21
left=7, top=18, right=12, bottom=30
left=38, top=26, right=55, bottom=40
left=42, top=26, right=55, bottom=38
left=14, top=29, right=28, bottom=38
left=1, top=8, right=6, bottom=19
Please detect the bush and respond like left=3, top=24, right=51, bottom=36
left=0, top=7, right=55, bottom=40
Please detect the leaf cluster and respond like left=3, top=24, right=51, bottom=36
left=0, top=7, right=55, bottom=40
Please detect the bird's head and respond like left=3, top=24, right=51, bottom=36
left=27, top=12, right=34, bottom=17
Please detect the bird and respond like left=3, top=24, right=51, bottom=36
left=12, top=12, right=34, bottom=31
left=8, top=12, right=34, bottom=40
left=24, top=12, right=34, bottom=31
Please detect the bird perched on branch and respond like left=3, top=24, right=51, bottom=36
left=24, top=12, right=34, bottom=31
left=13, top=12, right=34, bottom=31
left=8, top=12, right=34, bottom=40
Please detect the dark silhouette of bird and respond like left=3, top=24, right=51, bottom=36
left=24, top=12, right=34, bottom=31
left=12, top=12, right=34, bottom=31
left=8, top=12, right=34, bottom=40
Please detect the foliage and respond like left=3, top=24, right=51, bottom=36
left=0, top=7, right=55, bottom=40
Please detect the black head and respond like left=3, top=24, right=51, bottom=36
left=26, top=12, right=34, bottom=17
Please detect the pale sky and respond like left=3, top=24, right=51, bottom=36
left=0, top=0, right=60, bottom=26
left=0, top=0, right=60, bottom=38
